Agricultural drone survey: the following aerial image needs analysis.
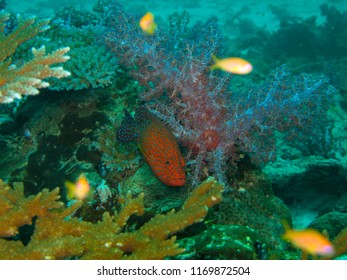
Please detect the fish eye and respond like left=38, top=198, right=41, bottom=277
left=165, top=161, right=170, bottom=165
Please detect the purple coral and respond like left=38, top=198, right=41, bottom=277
left=101, top=1, right=336, bottom=185
left=229, top=65, right=336, bottom=165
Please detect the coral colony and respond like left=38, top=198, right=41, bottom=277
left=0, top=0, right=346, bottom=259
left=103, top=2, right=335, bottom=184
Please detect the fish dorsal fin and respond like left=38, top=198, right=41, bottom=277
left=116, top=109, right=139, bottom=142
left=135, top=106, right=153, bottom=126
left=134, top=107, right=154, bottom=140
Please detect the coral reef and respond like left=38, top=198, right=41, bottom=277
left=216, top=171, right=291, bottom=250
left=333, top=228, right=347, bottom=259
left=0, top=88, right=107, bottom=191
left=236, top=66, right=335, bottom=158
left=0, top=13, right=70, bottom=103
left=308, top=212, right=347, bottom=240
left=0, top=0, right=345, bottom=261
left=4, top=6, right=119, bottom=92
left=264, top=154, right=347, bottom=222
left=0, top=1, right=5, bottom=10
left=118, top=165, right=187, bottom=212
left=231, top=3, right=347, bottom=92
left=177, top=224, right=260, bottom=260
left=101, top=1, right=337, bottom=185
left=41, top=24, right=118, bottom=91
left=0, top=63, right=140, bottom=196
left=101, top=1, right=233, bottom=184
left=0, top=177, right=223, bottom=259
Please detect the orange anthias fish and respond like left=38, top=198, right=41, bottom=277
left=139, top=12, right=157, bottom=35
left=65, top=174, right=91, bottom=200
left=210, top=55, right=253, bottom=75
left=117, top=107, right=186, bottom=186
left=282, top=226, right=335, bottom=258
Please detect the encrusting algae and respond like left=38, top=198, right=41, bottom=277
left=0, top=177, right=223, bottom=259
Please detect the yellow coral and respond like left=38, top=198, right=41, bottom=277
left=0, top=13, right=70, bottom=103
left=0, top=177, right=223, bottom=259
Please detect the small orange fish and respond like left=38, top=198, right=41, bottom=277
left=210, top=55, right=253, bottom=75
left=282, top=226, right=335, bottom=257
left=117, top=107, right=186, bottom=186
left=65, top=174, right=91, bottom=200
left=139, top=12, right=157, bottom=35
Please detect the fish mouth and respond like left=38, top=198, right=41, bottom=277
left=168, top=177, right=186, bottom=187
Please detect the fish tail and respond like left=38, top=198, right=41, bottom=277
left=210, top=54, right=219, bottom=70
left=212, top=54, right=219, bottom=62
left=65, top=181, right=75, bottom=200
left=147, top=22, right=157, bottom=35
left=281, top=219, right=291, bottom=232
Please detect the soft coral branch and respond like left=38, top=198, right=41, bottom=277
left=102, top=1, right=336, bottom=184
left=103, top=3, right=234, bottom=183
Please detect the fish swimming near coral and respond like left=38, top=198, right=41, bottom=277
left=282, top=225, right=335, bottom=258
left=210, top=55, right=253, bottom=75
left=65, top=174, right=91, bottom=200
left=139, top=12, right=157, bottom=35
left=117, top=107, right=186, bottom=186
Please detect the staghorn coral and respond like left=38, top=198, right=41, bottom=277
left=0, top=180, right=64, bottom=237
left=10, top=6, right=119, bottom=91
left=0, top=13, right=70, bottom=103
left=0, top=177, right=223, bottom=259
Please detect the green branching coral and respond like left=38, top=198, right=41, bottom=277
left=0, top=13, right=70, bottom=103
left=49, top=45, right=117, bottom=90
left=25, top=23, right=119, bottom=91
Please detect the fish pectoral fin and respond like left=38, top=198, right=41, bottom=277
left=139, top=145, right=157, bottom=164
left=138, top=145, right=148, bottom=160
left=142, top=151, right=153, bottom=163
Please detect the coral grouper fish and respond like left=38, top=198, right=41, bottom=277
left=117, top=107, right=186, bottom=186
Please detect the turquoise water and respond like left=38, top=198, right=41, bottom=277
left=0, top=0, right=346, bottom=260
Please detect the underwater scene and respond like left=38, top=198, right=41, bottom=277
left=0, top=0, right=346, bottom=260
